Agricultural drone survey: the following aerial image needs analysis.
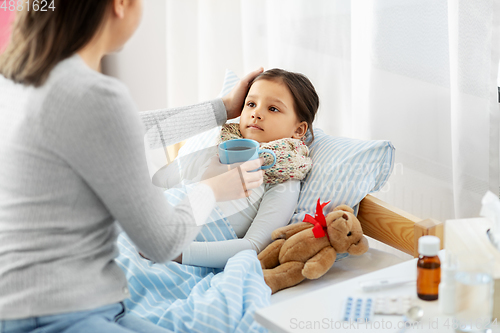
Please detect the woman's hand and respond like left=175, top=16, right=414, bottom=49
left=201, top=158, right=265, bottom=202
left=222, top=67, right=264, bottom=119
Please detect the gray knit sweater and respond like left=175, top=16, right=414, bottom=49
left=0, top=54, right=227, bottom=320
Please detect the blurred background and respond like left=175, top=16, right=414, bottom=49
left=2, top=0, right=499, bottom=225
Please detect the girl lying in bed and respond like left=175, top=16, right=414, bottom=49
left=144, top=68, right=319, bottom=268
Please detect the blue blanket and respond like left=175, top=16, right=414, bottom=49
left=115, top=187, right=271, bottom=333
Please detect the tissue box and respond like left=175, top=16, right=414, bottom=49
left=445, top=217, right=500, bottom=320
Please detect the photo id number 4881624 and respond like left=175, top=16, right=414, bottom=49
left=1, top=1, right=55, bottom=11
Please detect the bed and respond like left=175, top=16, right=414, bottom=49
left=115, top=69, right=444, bottom=332
left=118, top=134, right=444, bottom=332
left=115, top=191, right=443, bottom=332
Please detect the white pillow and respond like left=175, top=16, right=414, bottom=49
left=291, top=129, right=394, bottom=221
left=178, top=70, right=395, bottom=219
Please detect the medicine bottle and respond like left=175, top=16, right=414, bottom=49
left=416, top=235, right=441, bottom=301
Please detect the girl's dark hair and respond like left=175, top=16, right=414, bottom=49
left=0, top=0, right=113, bottom=87
left=250, top=68, right=319, bottom=144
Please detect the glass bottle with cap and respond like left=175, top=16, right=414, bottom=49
left=417, top=235, right=441, bottom=301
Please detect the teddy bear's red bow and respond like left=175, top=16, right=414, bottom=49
left=302, top=198, right=331, bottom=239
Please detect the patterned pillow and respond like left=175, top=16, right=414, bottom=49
left=178, top=70, right=395, bottom=220
left=290, top=129, right=394, bottom=222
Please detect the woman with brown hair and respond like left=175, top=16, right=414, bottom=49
left=0, top=0, right=264, bottom=332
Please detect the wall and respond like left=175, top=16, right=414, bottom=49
left=0, top=10, right=15, bottom=52
left=102, top=0, right=167, bottom=111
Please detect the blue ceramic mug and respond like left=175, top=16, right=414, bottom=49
left=218, top=139, right=276, bottom=170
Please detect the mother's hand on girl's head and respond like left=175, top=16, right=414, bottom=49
left=222, top=67, right=264, bottom=120
left=201, top=158, right=265, bottom=202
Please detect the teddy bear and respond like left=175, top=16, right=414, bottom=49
left=257, top=199, right=369, bottom=294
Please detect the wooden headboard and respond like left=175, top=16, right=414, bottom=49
left=358, top=195, right=444, bottom=258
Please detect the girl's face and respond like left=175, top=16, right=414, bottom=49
left=239, top=79, right=307, bottom=143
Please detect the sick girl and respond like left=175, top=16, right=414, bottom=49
left=170, top=69, right=320, bottom=268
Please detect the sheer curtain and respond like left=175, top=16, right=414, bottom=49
left=165, top=0, right=500, bottom=221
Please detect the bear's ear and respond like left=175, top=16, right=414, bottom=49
left=332, top=205, right=354, bottom=214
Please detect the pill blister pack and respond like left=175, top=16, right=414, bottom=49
left=373, top=295, right=412, bottom=315
left=341, top=297, right=373, bottom=323
left=341, top=295, right=413, bottom=322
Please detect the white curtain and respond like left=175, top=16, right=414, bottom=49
left=164, top=0, right=500, bottom=221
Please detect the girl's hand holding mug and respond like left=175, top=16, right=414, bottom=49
left=201, top=158, right=264, bottom=202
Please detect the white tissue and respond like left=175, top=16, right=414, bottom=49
left=480, top=191, right=500, bottom=249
